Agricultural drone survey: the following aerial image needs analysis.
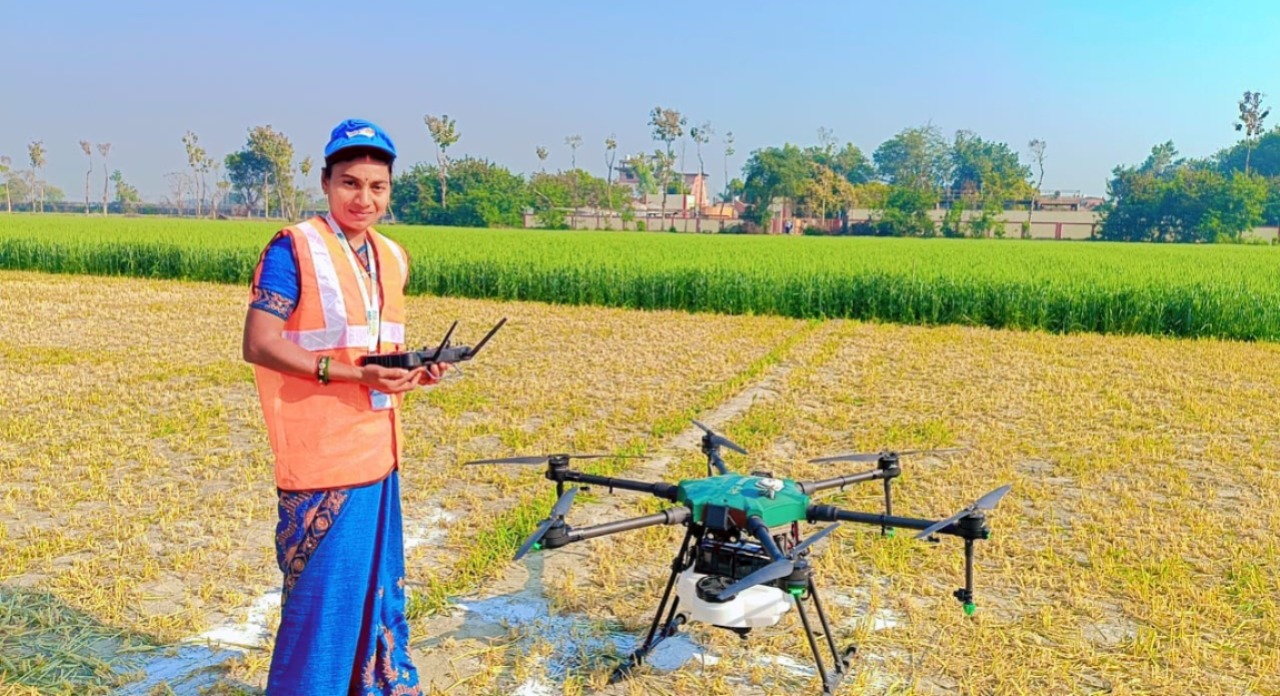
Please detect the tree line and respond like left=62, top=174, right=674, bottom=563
left=4, top=92, right=1277, bottom=242
left=1097, top=92, right=1277, bottom=242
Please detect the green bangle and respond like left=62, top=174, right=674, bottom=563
left=318, top=356, right=331, bottom=385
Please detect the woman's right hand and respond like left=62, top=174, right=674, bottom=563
left=358, top=364, right=427, bottom=393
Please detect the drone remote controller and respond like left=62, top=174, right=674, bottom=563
left=358, top=318, right=507, bottom=370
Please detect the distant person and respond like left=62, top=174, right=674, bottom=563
left=783, top=218, right=794, bottom=234
left=242, top=118, right=441, bottom=695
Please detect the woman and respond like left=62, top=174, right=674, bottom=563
left=242, top=118, right=439, bottom=695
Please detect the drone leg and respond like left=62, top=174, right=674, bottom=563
left=646, top=526, right=693, bottom=647
left=808, top=580, right=848, bottom=674
left=613, top=526, right=695, bottom=683
left=882, top=478, right=893, bottom=537
left=953, top=537, right=977, bottom=615
left=793, top=592, right=835, bottom=696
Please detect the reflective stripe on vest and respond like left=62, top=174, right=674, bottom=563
left=381, top=234, right=408, bottom=282
left=368, top=229, right=407, bottom=344
left=279, top=220, right=407, bottom=351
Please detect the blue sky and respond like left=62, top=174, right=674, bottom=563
left=5, top=0, right=1280, bottom=200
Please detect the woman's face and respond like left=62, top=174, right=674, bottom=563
left=322, top=156, right=391, bottom=234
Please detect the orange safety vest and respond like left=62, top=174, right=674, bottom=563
left=251, top=215, right=410, bottom=491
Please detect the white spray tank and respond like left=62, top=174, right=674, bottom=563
left=675, top=568, right=793, bottom=629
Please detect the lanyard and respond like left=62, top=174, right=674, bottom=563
left=325, top=213, right=380, bottom=352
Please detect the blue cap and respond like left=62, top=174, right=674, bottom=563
left=324, top=118, right=397, bottom=161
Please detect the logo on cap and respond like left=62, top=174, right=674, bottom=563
left=345, top=127, right=376, bottom=139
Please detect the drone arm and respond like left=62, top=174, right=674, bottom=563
left=555, top=470, right=680, bottom=502
left=811, top=505, right=991, bottom=615
left=796, top=469, right=880, bottom=495
left=807, top=505, right=989, bottom=540
left=746, top=515, right=787, bottom=561
left=543, top=507, right=691, bottom=549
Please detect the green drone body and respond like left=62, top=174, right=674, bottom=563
left=676, top=473, right=811, bottom=528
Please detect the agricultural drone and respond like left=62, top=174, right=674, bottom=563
left=468, top=421, right=1011, bottom=695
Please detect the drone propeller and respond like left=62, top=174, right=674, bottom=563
left=914, top=484, right=1012, bottom=540
left=808, top=447, right=964, bottom=464
left=714, top=559, right=794, bottom=602
left=790, top=522, right=840, bottom=556
left=714, top=524, right=840, bottom=601
left=514, top=487, right=579, bottom=561
left=465, top=453, right=648, bottom=466
left=692, top=420, right=748, bottom=455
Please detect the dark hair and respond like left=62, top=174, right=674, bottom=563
left=321, top=146, right=395, bottom=180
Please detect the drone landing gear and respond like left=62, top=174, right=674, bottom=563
left=793, top=578, right=856, bottom=696
left=610, top=526, right=695, bottom=683
left=610, top=527, right=857, bottom=695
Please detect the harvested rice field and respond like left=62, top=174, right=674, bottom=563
left=2, top=270, right=1278, bottom=695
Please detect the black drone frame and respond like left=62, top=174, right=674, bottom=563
left=468, top=425, right=1007, bottom=696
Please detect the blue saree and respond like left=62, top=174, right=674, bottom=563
left=266, top=470, right=422, bottom=695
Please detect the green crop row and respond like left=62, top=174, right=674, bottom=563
left=4, top=214, right=1280, bottom=340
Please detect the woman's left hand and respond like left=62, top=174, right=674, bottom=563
left=417, top=363, right=448, bottom=386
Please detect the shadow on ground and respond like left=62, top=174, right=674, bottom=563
left=0, top=585, right=257, bottom=695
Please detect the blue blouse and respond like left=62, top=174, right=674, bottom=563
left=249, top=235, right=370, bottom=320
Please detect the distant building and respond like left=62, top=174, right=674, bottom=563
left=1035, top=191, right=1104, bottom=212
left=614, top=158, right=712, bottom=212
left=702, top=201, right=746, bottom=219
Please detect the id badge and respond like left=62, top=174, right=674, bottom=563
left=370, top=388, right=393, bottom=411
left=367, top=310, right=380, bottom=351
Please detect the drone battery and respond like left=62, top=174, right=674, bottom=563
left=694, top=539, right=774, bottom=581
left=675, top=568, right=791, bottom=629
